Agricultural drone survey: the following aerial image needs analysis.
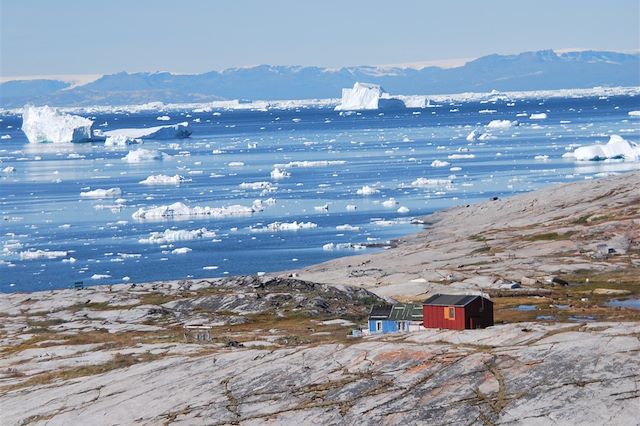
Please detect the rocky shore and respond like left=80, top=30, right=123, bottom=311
left=1, top=172, right=639, bottom=425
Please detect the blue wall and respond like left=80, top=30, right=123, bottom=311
left=369, top=320, right=398, bottom=334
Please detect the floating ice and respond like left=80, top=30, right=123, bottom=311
left=132, top=201, right=259, bottom=220
left=448, top=153, right=475, bottom=159
left=486, top=119, right=515, bottom=129
left=629, top=111, right=640, bottom=117
left=228, top=161, right=245, bottom=167
left=322, top=242, right=366, bottom=251
left=356, top=185, right=379, bottom=195
left=1, top=134, right=11, bottom=140
left=382, top=198, right=398, bottom=208
left=3, top=166, right=15, bottom=173
left=139, top=174, right=191, bottom=185
left=80, top=187, right=122, bottom=198
left=122, top=148, right=166, bottom=162
left=431, top=160, right=450, bottom=167
left=274, top=160, right=346, bottom=168
left=239, top=181, right=275, bottom=191
left=105, top=135, right=141, bottom=146
left=270, top=168, right=290, bottom=180
left=411, top=178, right=453, bottom=187
left=250, top=221, right=318, bottom=232
left=139, top=228, right=217, bottom=244
left=565, top=135, right=640, bottom=161
left=21, top=105, right=94, bottom=143
left=534, top=155, right=550, bottom=161
left=530, top=113, right=547, bottom=120
left=103, top=122, right=190, bottom=140
left=156, top=115, right=171, bottom=121
left=466, top=130, right=481, bottom=141
left=346, top=204, right=358, bottom=211
left=171, top=247, right=191, bottom=255
left=397, top=206, right=410, bottom=213
left=19, top=250, right=68, bottom=260
left=336, top=224, right=360, bottom=231
left=335, top=82, right=406, bottom=111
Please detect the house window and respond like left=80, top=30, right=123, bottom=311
left=444, top=307, right=455, bottom=320
left=376, top=321, right=382, bottom=332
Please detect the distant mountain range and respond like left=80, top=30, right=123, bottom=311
left=1, top=50, right=639, bottom=108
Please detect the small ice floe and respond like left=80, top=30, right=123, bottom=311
left=19, top=250, right=68, bottom=260
left=157, top=115, right=171, bottom=121
left=132, top=202, right=259, bottom=220
left=466, top=130, right=481, bottom=141
left=314, top=204, right=329, bottom=212
left=171, top=247, right=192, bottom=255
left=486, top=119, right=516, bottom=129
left=530, top=113, right=547, bottom=120
left=239, top=181, right=275, bottom=191
left=104, top=122, right=190, bottom=140
left=1, top=134, right=11, bottom=140
left=450, top=166, right=462, bottom=172
left=534, top=155, right=550, bottom=161
left=203, top=266, right=219, bottom=270
left=411, top=178, right=453, bottom=187
left=397, top=206, right=410, bottom=214
left=105, top=135, right=141, bottom=146
left=2, top=166, right=15, bottom=173
left=139, top=174, right=191, bottom=185
left=270, top=168, right=290, bottom=180
left=628, top=111, right=640, bottom=117
left=431, top=160, right=450, bottom=167
left=356, top=185, right=379, bottom=195
left=563, top=135, right=640, bottom=161
left=346, top=204, right=358, bottom=211
left=122, top=148, right=166, bottom=162
left=274, top=160, right=346, bottom=168
left=139, top=228, right=216, bottom=244
left=228, top=161, right=245, bottom=167
left=336, top=224, right=360, bottom=231
left=91, top=274, right=112, bottom=280
left=249, top=221, right=318, bottom=232
left=322, top=242, right=366, bottom=251
left=382, top=198, right=398, bottom=208
left=80, top=187, right=122, bottom=198
left=447, top=153, right=475, bottom=159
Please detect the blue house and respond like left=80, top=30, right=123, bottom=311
left=368, top=303, right=423, bottom=334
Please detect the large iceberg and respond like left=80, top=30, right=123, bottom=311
left=21, top=105, right=94, bottom=143
left=335, top=82, right=406, bottom=111
left=564, top=135, right=640, bottom=161
left=102, top=122, right=191, bottom=140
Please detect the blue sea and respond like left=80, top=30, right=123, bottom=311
left=1, top=94, right=639, bottom=292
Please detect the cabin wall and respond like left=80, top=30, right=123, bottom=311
left=465, top=298, right=494, bottom=328
left=423, top=305, right=466, bottom=330
left=369, top=319, right=398, bottom=334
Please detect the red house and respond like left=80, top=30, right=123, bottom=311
left=423, top=294, right=493, bottom=330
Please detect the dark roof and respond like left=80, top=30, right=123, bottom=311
left=369, top=303, right=423, bottom=321
left=423, top=294, right=488, bottom=307
left=369, top=305, right=392, bottom=319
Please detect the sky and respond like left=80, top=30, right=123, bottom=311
left=1, top=0, right=639, bottom=79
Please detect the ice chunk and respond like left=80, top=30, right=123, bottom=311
left=139, top=175, right=191, bottom=185
left=21, top=105, right=94, bottom=143
left=274, top=160, right=346, bottom=168
left=530, top=113, right=547, bottom=120
left=80, top=188, right=122, bottom=198
left=239, top=181, right=275, bottom=191
left=431, top=160, right=450, bottom=167
left=534, top=155, right=550, bottom=161
left=132, top=202, right=258, bottom=220
left=156, top=115, right=171, bottom=121
left=397, top=206, right=410, bottom=214
left=486, top=119, right=515, bottom=129
left=171, top=247, right=192, bottom=255
left=1, top=134, right=11, bottom=140
left=628, top=111, right=640, bottom=117
left=382, top=198, right=398, bottom=208
left=122, top=148, right=166, bottom=162
left=139, top=228, right=216, bottom=244
left=466, top=130, right=481, bottom=141
left=356, top=185, right=379, bottom=195
left=448, top=153, right=476, bottom=159
left=91, top=274, right=112, bottom=280
left=569, top=135, right=640, bottom=161
left=105, top=135, right=141, bottom=146
left=250, top=221, right=318, bottom=232
left=3, top=166, right=15, bottom=173
left=322, top=242, right=366, bottom=251
left=335, top=82, right=405, bottom=111
left=103, top=122, right=190, bottom=140
left=336, top=224, right=360, bottom=231
left=411, top=178, right=453, bottom=187
left=270, top=168, right=290, bottom=180
left=19, top=250, right=68, bottom=260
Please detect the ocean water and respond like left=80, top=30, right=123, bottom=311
left=1, top=94, right=639, bottom=292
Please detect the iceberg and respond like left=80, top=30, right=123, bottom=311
left=132, top=201, right=260, bottom=221
left=103, top=122, right=191, bottom=140
left=486, top=119, right=516, bottom=129
left=530, top=113, right=547, bottom=120
left=356, top=185, right=379, bottom=195
left=139, top=174, right=191, bottom=185
left=139, top=228, right=216, bottom=244
left=249, top=221, right=318, bottom=233
left=80, top=188, right=122, bottom=198
left=565, top=135, right=640, bottom=161
left=21, top=105, right=94, bottom=143
left=335, top=82, right=406, bottom=111
left=122, top=148, right=166, bottom=162
left=104, top=135, right=141, bottom=146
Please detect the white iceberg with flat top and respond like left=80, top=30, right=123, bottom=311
left=103, top=122, right=191, bottom=140
left=21, top=105, right=94, bottom=143
left=132, top=201, right=260, bottom=221
left=564, top=135, right=640, bottom=161
left=335, top=82, right=406, bottom=111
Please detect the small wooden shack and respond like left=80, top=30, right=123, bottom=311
left=368, top=303, right=424, bottom=334
left=423, top=294, right=493, bottom=330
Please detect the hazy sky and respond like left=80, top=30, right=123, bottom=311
left=1, top=0, right=639, bottom=78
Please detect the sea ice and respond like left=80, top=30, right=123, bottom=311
left=122, top=148, right=166, bottom=162
left=249, top=221, right=318, bottom=232
left=80, top=188, right=122, bottom=198
left=21, top=105, right=94, bottom=143
left=19, top=250, right=68, bottom=260
left=356, top=185, right=379, bottom=195
left=411, top=178, right=453, bottom=187
left=564, top=135, right=640, bottom=161
left=103, top=122, right=190, bottom=140
left=139, top=228, right=216, bottom=244
left=486, top=119, right=516, bottom=129
left=132, top=202, right=259, bottom=220
left=171, top=247, right=192, bottom=255
left=336, top=224, right=360, bottom=231
left=104, top=135, right=141, bottom=146
left=530, top=113, right=548, bottom=120
left=139, top=175, right=191, bottom=185
left=431, top=160, right=450, bottom=167
left=397, top=206, right=410, bottom=213
left=274, top=160, right=346, bottom=168
left=270, top=168, right=290, bottom=180
left=628, top=111, right=640, bottom=117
